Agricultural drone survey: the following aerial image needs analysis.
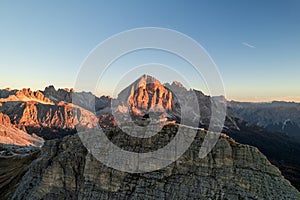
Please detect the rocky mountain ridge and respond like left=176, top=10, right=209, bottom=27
left=0, top=112, right=43, bottom=146
left=0, top=88, right=53, bottom=104
left=5, top=124, right=300, bottom=199
left=1, top=75, right=300, bottom=192
left=0, top=101, right=98, bottom=140
left=229, top=101, right=300, bottom=139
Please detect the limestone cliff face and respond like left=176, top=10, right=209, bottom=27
left=118, top=75, right=174, bottom=116
left=8, top=125, right=300, bottom=199
left=0, top=113, right=44, bottom=146
left=0, top=88, right=53, bottom=104
left=0, top=113, right=11, bottom=125
left=15, top=88, right=53, bottom=104
left=43, top=85, right=111, bottom=112
left=43, top=85, right=73, bottom=103
left=0, top=86, right=110, bottom=141
left=0, top=101, right=98, bottom=139
left=115, top=75, right=236, bottom=130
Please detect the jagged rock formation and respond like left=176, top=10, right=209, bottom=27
left=170, top=80, right=186, bottom=89
left=0, top=86, right=110, bottom=141
left=0, top=88, right=17, bottom=98
left=164, top=81, right=235, bottom=130
left=117, top=74, right=174, bottom=117
left=0, top=88, right=53, bottom=104
left=0, top=101, right=98, bottom=139
left=0, top=113, right=43, bottom=146
left=115, top=75, right=235, bottom=130
left=226, top=119, right=300, bottom=191
left=229, top=101, right=300, bottom=139
left=0, top=77, right=300, bottom=191
left=43, top=85, right=111, bottom=112
left=87, top=75, right=300, bottom=190
left=228, top=101, right=300, bottom=189
left=43, top=85, right=73, bottom=103
left=8, top=125, right=300, bottom=199
left=0, top=112, right=10, bottom=125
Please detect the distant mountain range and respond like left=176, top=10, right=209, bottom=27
left=229, top=101, right=300, bottom=139
left=0, top=89, right=99, bottom=140
left=0, top=74, right=300, bottom=192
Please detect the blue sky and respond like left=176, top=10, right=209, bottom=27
left=1, top=1, right=300, bottom=102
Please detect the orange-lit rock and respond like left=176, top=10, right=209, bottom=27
left=0, top=112, right=43, bottom=146
left=119, top=75, right=174, bottom=116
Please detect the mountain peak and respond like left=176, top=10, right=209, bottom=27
left=171, top=81, right=186, bottom=89
left=116, top=75, right=174, bottom=116
left=0, top=87, right=53, bottom=105
left=140, top=74, right=155, bottom=79
left=133, top=74, right=162, bottom=89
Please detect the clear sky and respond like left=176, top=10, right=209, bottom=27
left=1, top=0, right=300, bottom=102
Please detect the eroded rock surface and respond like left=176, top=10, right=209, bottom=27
left=0, top=113, right=43, bottom=146
left=0, top=144, right=40, bottom=200
left=0, top=101, right=98, bottom=139
left=9, top=125, right=300, bottom=200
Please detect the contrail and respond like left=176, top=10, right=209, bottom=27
left=242, top=42, right=256, bottom=48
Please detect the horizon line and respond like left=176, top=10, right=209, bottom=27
left=1, top=85, right=300, bottom=104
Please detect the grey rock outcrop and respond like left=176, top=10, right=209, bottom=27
left=0, top=143, right=40, bottom=199
left=43, top=85, right=111, bottom=112
left=9, top=125, right=300, bottom=199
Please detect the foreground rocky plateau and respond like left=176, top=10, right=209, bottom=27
left=3, top=125, right=300, bottom=199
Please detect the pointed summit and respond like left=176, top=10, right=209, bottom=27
left=0, top=88, right=53, bottom=104
left=172, top=81, right=186, bottom=89
left=116, top=74, right=174, bottom=116
left=132, top=74, right=162, bottom=89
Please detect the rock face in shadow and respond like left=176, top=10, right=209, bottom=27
left=43, top=85, right=111, bottom=112
left=229, top=101, right=300, bottom=139
left=9, top=125, right=300, bottom=200
left=0, top=144, right=40, bottom=200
